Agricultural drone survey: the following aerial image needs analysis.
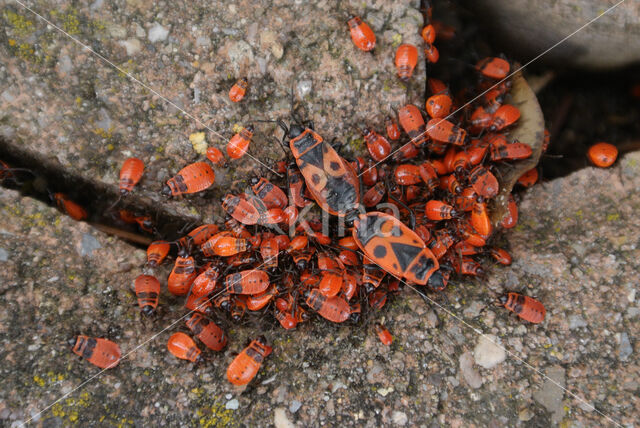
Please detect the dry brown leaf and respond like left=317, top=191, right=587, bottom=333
left=490, top=70, right=545, bottom=226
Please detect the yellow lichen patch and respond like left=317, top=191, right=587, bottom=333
left=197, top=403, right=236, bottom=428
left=92, top=126, right=114, bottom=140
left=391, top=34, right=403, bottom=48
left=33, top=375, right=46, bottom=387
left=5, top=11, right=35, bottom=37
left=190, top=132, right=208, bottom=155
left=61, top=9, right=81, bottom=35
left=232, top=124, right=243, bottom=134
left=607, top=213, right=620, bottom=221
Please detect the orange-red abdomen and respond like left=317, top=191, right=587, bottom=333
left=362, top=128, right=392, bottom=162
left=395, top=44, right=418, bottom=81
left=394, top=164, right=422, bottom=185
left=163, top=162, right=215, bottom=196
left=119, top=157, right=144, bottom=195
left=168, top=255, right=196, bottom=296
left=167, top=332, right=202, bottom=362
left=70, top=336, right=121, bottom=369
left=53, top=193, right=87, bottom=221
left=348, top=16, right=376, bottom=52
left=227, top=336, right=272, bottom=385
left=305, top=289, right=351, bottom=323
left=224, top=269, right=269, bottom=295
left=426, top=118, right=466, bottom=146
left=227, top=125, right=254, bottom=159
left=146, top=240, right=170, bottom=266
left=186, top=313, right=227, bottom=352
left=229, top=78, right=248, bottom=102
left=134, top=274, right=161, bottom=315
left=375, top=323, right=393, bottom=345
left=468, top=165, right=499, bottom=198
left=206, top=146, right=227, bottom=166
left=587, top=142, right=618, bottom=167
left=476, top=57, right=510, bottom=80
left=385, top=117, right=401, bottom=141
left=426, top=93, right=452, bottom=119
left=500, top=293, right=545, bottom=324
left=398, top=104, right=427, bottom=147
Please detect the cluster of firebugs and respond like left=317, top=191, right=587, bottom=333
left=3, top=7, right=613, bottom=384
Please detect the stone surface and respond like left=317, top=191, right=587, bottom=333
left=465, top=0, right=640, bottom=69
left=459, top=352, right=483, bottom=389
left=1, top=0, right=640, bottom=426
left=0, top=0, right=426, bottom=222
left=533, top=366, right=566, bottom=424
left=474, top=335, right=506, bottom=369
left=1, top=153, right=639, bottom=426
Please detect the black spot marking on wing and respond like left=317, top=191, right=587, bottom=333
left=390, top=242, right=423, bottom=272
left=373, top=245, right=387, bottom=258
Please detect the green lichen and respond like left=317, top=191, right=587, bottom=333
left=5, top=11, right=35, bottom=37
left=196, top=403, right=237, bottom=427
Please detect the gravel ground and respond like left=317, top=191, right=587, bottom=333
left=1, top=154, right=638, bottom=427
left=0, top=1, right=638, bottom=427
left=1, top=0, right=426, bottom=222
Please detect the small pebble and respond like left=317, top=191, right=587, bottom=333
left=148, top=23, right=169, bottom=43
left=274, top=408, right=294, bottom=428
left=474, top=335, right=506, bottom=369
left=619, top=332, right=632, bottom=361
left=225, top=399, right=239, bottom=410
left=289, top=400, right=302, bottom=414
left=391, top=410, right=408, bottom=426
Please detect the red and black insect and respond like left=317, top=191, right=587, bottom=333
left=206, top=146, right=228, bottom=167
left=69, top=336, right=121, bottom=369
left=305, top=289, right=351, bottom=323
left=476, top=57, right=510, bottom=80
left=222, top=194, right=260, bottom=225
left=398, top=104, right=428, bottom=147
left=385, top=117, right=401, bottom=141
left=229, top=77, right=248, bottom=102
left=499, top=293, right=545, bottom=324
left=395, top=44, right=418, bottom=81
left=162, top=162, right=215, bottom=196
left=468, top=165, right=499, bottom=198
left=52, top=193, right=87, bottom=221
left=118, top=157, right=144, bottom=195
left=250, top=177, right=288, bottom=210
left=227, top=336, right=272, bottom=385
left=352, top=212, right=439, bottom=286
left=347, top=16, right=376, bottom=52
left=168, top=332, right=202, bottom=363
left=134, top=274, right=161, bottom=315
left=146, top=241, right=170, bottom=266
left=361, top=127, right=392, bottom=162
left=224, top=269, right=270, bottom=295
left=426, top=93, right=452, bottom=119
left=375, top=323, right=393, bottom=345
left=191, top=264, right=222, bottom=297
left=587, top=142, right=617, bottom=168
left=186, top=313, right=227, bottom=352
left=227, top=125, right=254, bottom=159
left=426, top=118, right=467, bottom=146
left=280, top=122, right=360, bottom=217
left=168, top=247, right=197, bottom=296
